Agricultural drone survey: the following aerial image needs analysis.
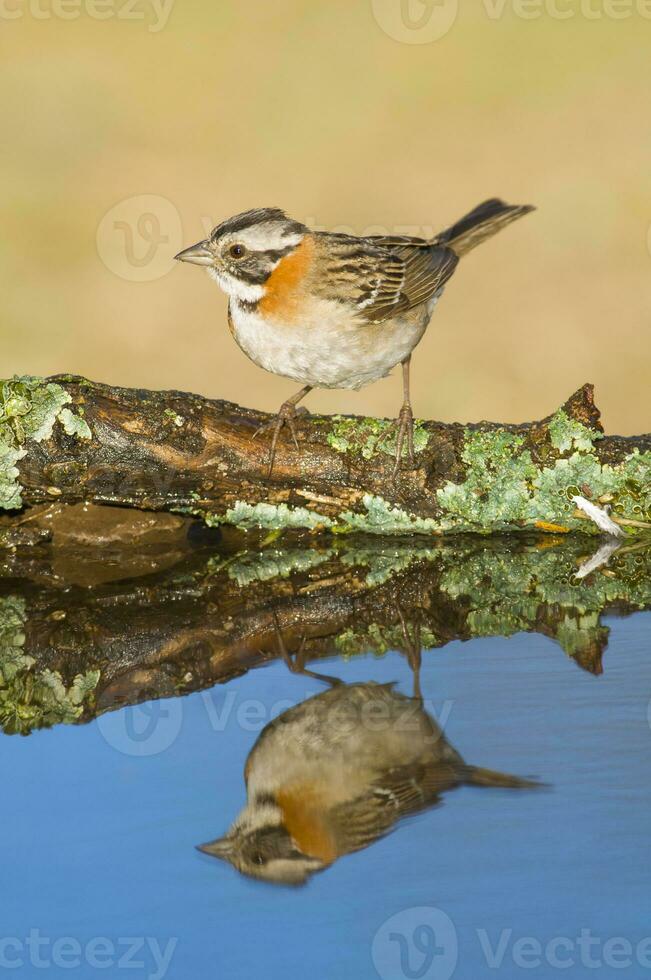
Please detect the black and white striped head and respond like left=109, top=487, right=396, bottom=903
left=197, top=796, right=324, bottom=886
left=175, top=208, right=306, bottom=303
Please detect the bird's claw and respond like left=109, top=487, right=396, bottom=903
left=253, top=400, right=302, bottom=477
left=382, top=403, right=415, bottom=479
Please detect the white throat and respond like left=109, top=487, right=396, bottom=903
left=207, top=267, right=264, bottom=303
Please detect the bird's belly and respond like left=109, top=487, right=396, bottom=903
left=229, top=299, right=433, bottom=389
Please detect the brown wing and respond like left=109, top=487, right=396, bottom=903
left=361, top=242, right=458, bottom=324
left=313, top=232, right=458, bottom=325
left=329, top=761, right=463, bottom=856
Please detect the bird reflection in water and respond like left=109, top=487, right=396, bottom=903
left=198, top=614, right=537, bottom=884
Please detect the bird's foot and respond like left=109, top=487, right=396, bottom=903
left=377, top=403, right=416, bottom=479
left=395, top=603, right=422, bottom=701
left=253, top=400, right=305, bottom=477
left=272, top=613, right=342, bottom=687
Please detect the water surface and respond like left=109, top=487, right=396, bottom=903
left=0, top=535, right=651, bottom=980
left=2, top=531, right=650, bottom=979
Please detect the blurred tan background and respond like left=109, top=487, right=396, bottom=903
left=1, top=0, right=649, bottom=433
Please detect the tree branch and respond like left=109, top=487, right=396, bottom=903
left=1, top=375, right=649, bottom=535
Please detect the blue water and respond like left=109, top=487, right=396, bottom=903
left=3, top=612, right=651, bottom=979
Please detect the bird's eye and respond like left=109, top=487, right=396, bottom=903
left=229, top=244, right=246, bottom=259
left=252, top=853, right=264, bottom=866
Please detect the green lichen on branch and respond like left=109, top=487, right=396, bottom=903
left=59, top=407, right=92, bottom=440
left=335, top=624, right=439, bottom=658
left=204, top=405, right=648, bottom=537
left=339, top=494, right=442, bottom=534
left=0, top=376, right=93, bottom=511
left=325, top=414, right=429, bottom=459
left=212, top=546, right=333, bottom=586
left=548, top=408, right=603, bottom=454
left=438, top=540, right=651, bottom=655
left=0, top=595, right=100, bottom=735
left=436, top=429, right=537, bottom=530
left=340, top=541, right=439, bottom=585
left=434, top=419, right=651, bottom=534
left=224, top=501, right=333, bottom=531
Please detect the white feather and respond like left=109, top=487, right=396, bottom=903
left=236, top=224, right=304, bottom=252
left=574, top=539, right=622, bottom=580
left=571, top=495, right=625, bottom=539
left=208, top=267, right=263, bottom=303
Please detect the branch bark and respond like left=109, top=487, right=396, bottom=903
left=1, top=375, right=649, bottom=535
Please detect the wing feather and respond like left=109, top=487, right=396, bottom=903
left=314, top=232, right=459, bottom=325
left=329, top=761, right=463, bottom=855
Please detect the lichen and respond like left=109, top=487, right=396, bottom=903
left=212, top=439, right=650, bottom=536
left=224, top=500, right=333, bottom=531
left=339, top=494, right=442, bottom=534
left=436, top=430, right=537, bottom=531
left=340, top=543, right=439, bottom=585
left=163, top=409, right=184, bottom=428
left=548, top=408, right=603, bottom=453
left=335, top=624, right=439, bottom=658
left=326, top=415, right=429, bottom=460
left=0, top=445, right=27, bottom=510
left=528, top=453, right=611, bottom=524
left=431, top=422, right=651, bottom=536
left=221, top=547, right=332, bottom=586
left=610, top=450, right=651, bottom=524
left=0, top=594, right=100, bottom=734
left=0, top=376, right=93, bottom=510
left=438, top=541, right=651, bottom=644
left=59, top=407, right=92, bottom=440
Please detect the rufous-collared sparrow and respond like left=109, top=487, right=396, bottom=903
left=197, top=672, right=535, bottom=885
left=175, top=198, right=534, bottom=477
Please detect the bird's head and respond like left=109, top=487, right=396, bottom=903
left=197, top=822, right=324, bottom=886
left=175, top=207, right=307, bottom=304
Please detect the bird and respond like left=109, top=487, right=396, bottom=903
left=197, top=679, right=537, bottom=885
left=175, top=198, right=534, bottom=477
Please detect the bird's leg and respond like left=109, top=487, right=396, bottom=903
left=376, top=358, right=416, bottom=478
left=392, top=357, right=416, bottom=479
left=272, top=612, right=343, bottom=687
left=253, top=385, right=312, bottom=478
left=396, top=602, right=422, bottom=702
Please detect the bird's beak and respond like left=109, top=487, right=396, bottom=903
left=196, top=837, right=233, bottom=859
left=174, top=240, right=214, bottom=267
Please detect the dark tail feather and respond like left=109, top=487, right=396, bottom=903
left=432, top=198, right=535, bottom=257
left=463, top=765, right=541, bottom=789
